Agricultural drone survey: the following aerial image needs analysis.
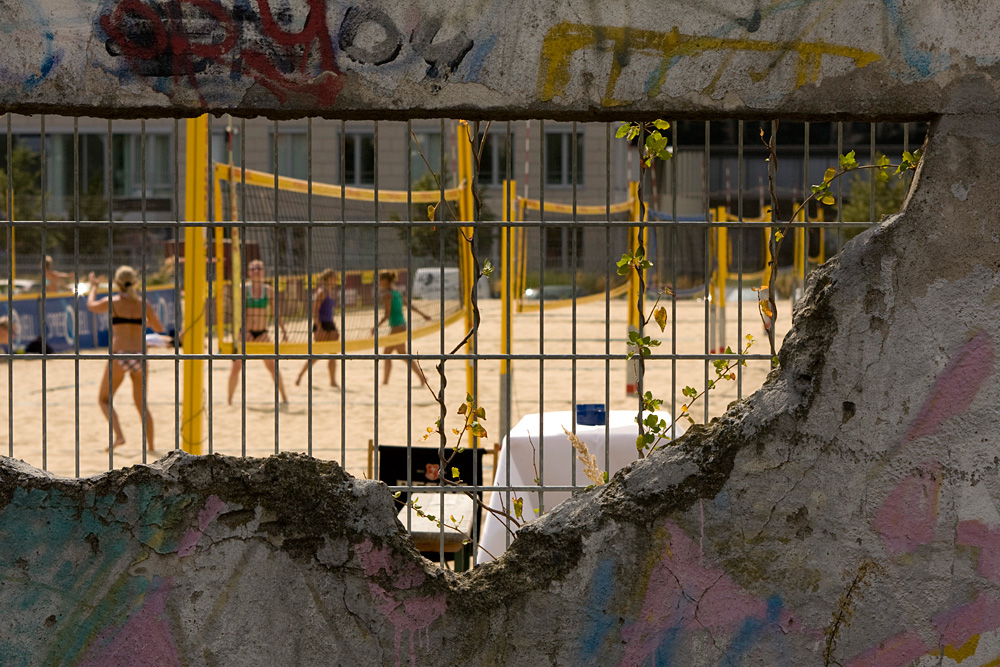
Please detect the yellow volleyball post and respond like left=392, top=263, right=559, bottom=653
left=455, top=122, right=476, bottom=415
left=716, top=224, right=728, bottom=353
left=182, top=116, right=209, bottom=455
left=500, top=179, right=516, bottom=439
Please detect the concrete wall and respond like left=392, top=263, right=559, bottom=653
left=3, top=0, right=1000, bottom=120
left=3, top=1, right=1000, bottom=665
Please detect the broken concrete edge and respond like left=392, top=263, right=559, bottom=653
left=0, top=222, right=846, bottom=614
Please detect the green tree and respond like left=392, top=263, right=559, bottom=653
left=834, top=152, right=910, bottom=240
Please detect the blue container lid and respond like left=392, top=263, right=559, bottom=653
left=576, top=403, right=606, bottom=426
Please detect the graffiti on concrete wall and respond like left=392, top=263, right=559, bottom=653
left=575, top=330, right=999, bottom=665
left=0, top=3, right=64, bottom=93
left=94, top=0, right=475, bottom=106
left=536, top=21, right=881, bottom=106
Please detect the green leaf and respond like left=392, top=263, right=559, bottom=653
left=821, top=195, right=835, bottom=206
left=615, top=123, right=631, bottom=139
left=652, top=119, right=671, bottom=130
left=457, top=403, right=468, bottom=415
left=482, top=258, right=494, bottom=276
left=823, top=167, right=837, bottom=183
left=682, top=386, right=697, bottom=398
left=771, top=355, right=780, bottom=368
left=774, top=230, right=784, bottom=242
left=627, top=126, right=639, bottom=142
left=839, top=150, right=857, bottom=170
left=513, top=497, right=523, bottom=521
left=636, top=435, right=646, bottom=451
left=452, top=467, right=460, bottom=479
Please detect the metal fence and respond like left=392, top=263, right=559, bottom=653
left=0, top=114, right=925, bottom=568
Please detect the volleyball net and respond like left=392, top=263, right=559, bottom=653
left=211, top=164, right=471, bottom=354
left=502, top=181, right=640, bottom=314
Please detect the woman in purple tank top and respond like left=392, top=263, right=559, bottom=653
left=296, top=269, right=341, bottom=388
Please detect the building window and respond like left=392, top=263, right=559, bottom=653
left=112, top=133, right=173, bottom=198
left=545, top=131, right=583, bottom=186
left=269, top=131, right=308, bottom=180
left=409, top=132, right=442, bottom=185
left=211, top=128, right=243, bottom=168
left=343, top=133, right=375, bottom=186
left=478, top=132, right=514, bottom=186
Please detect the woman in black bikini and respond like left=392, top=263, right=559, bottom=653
left=295, top=268, right=340, bottom=388
left=86, top=266, right=164, bottom=452
left=227, top=259, right=289, bottom=406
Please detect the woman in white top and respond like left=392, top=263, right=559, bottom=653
left=86, top=266, right=164, bottom=452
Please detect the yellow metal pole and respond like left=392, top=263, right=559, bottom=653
left=182, top=116, right=209, bottom=455
left=500, top=179, right=516, bottom=439
left=455, top=122, right=476, bottom=416
left=212, top=167, right=226, bottom=355
left=717, top=225, right=728, bottom=352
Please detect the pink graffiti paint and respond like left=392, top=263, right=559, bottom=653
left=873, top=462, right=941, bottom=555
left=957, top=520, right=1000, bottom=584
left=619, top=521, right=795, bottom=667
left=177, top=494, right=225, bottom=557
left=901, top=330, right=994, bottom=447
left=845, top=629, right=928, bottom=667
left=934, top=594, right=1000, bottom=648
left=354, top=540, right=447, bottom=667
left=78, top=584, right=181, bottom=667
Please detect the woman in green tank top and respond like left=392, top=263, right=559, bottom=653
left=375, top=271, right=431, bottom=385
left=227, top=259, right=289, bottom=406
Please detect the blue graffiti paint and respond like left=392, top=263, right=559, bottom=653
left=0, top=483, right=205, bottom=665
left=719, top=594, right=783, bottom=666
left=15, top=5, right=64, bottom=93
left=653, top=626, right=681, bottom=665
left=578, top=559, right=619, bottom=663
left=464, top=34, right=496, bottom=83
left=880, top=0, right=943, bottom=81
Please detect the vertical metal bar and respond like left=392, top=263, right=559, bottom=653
left=537, top=119, right=545, bottom=516
left=6, top=114, right=12, bottom=458
left=73, top=118, right=81, bottom=477
left=240, top=118, right=247, bottom=457
left=272, top=119, right=279, bottom=454
left=107, top=119, right=114, bottom=469
left=803, top=121, right=810, bottom=303
left=40, top=114, right=47, bottom=471
left=174, top=119, right=181, bottom=452
left=736, top=121, right=744, bottom=399
left=570, top=122, right=578, bottom=488
left=140, top=120, right=149, bottom=461
left=372, top=120, right=380, bottom=473
left=604, top=122, right=611, bottom=474
left=339, top=121, right=346, bottom=467
left=306, top=118, right=313, bottom=457
left=205, top=116, right=213, bottom=455
left=670, top=121, right=678, bottom=447
left=869, top=122, right=877, bottom=224
left=837, top=123, right=844, bottom=249
left=703, top=121, right=711, bottom=424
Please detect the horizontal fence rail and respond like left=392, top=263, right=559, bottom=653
left=0, top=114, right=925, bottom=569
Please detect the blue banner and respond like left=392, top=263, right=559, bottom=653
left=0, top=286, right=177, bottom=353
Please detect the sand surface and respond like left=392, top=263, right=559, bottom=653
left=0, top=297, right=791, bottom=480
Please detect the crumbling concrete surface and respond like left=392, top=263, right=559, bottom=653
left=4, top=0, right=1000, bottom=120
left=0, top=114, right=997, bottom=665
